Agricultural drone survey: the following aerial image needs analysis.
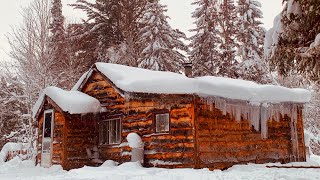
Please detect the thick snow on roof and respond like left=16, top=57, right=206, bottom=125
left=32, top=87, right=101, bottom=118
left=95, top=63, right=311, bottom=104
left=71, top=70, right=92, bottom=91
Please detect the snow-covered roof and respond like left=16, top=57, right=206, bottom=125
left=82, top=63, right=311, bottom=104
left=32, top=87, right=101, bottom=118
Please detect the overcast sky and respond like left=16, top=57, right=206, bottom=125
left=0, top=0, right=283, bottom=61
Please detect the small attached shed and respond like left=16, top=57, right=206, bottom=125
left=33, top=63, right=311, bottom=170
left=33, top=87, right=101, bottom=170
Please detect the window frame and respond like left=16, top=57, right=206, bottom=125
left=153, top=110, right=170, bottom=134
left=99, top=116, right=122, bottom=146
left=41, top=109, right=54, bottom=156
left=42, top=109, right=54, bottom=139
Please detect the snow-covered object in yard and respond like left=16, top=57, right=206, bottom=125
left=127, top=133, right=144, bottom=163
left=126, top=133, right=143, bottom=149
left=0, top=143, right=29, bottom=164
left=32, top=86, right=101, bottom=118
left=101, top=160, right=118, bottom=167
left=95, top=63, right=311, bottom=104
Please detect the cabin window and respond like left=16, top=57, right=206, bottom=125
left=99, top=118, right=121, bottom=145
left=155, top=113, right=170, bottom=133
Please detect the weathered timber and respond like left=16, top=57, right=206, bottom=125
left=194, top=97, right=306, bottom=170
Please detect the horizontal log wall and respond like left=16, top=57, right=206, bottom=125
left=81, top=71, right=126, bottom=165
left=83, top=71, right=125, bottom=113
left=123, top=95, right=195, bottom=168
left=63, top=115, right=97, bottom=170
left=195, top=98, right=306, bottom=170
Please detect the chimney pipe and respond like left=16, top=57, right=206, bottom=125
left=183, top=62, right=192, bottom=78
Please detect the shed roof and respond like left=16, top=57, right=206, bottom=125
left=32, top=86, right=101, bottom=118
left=73, top=63, right=311, bottom=104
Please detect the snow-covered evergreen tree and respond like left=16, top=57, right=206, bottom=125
left=266, top=0, right=320, bottom=83
left=137, top=0, right=187, bottom=72
left=49, top=0, right=67, bottom=64
left=71, top=0, right=122, bottom=61
left=72, top=0, right=147, bottom=66
left=49, top=0, right=71, bottom=88
left=218, top=0, right=239, bottom=77
left=189, top=0, right=222, bottom=76
left=0, top=76, right=30, bottom=149
left=236, top=0, right=269, bottom=83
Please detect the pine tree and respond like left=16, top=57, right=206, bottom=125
left=267, top=0, right=320, bottom=83
left=71, top=0, right=147, bottom=66
left=189, top=0, right=222, bottom=76
left=0, top=76, right=29, bottom=149
left=49, top=0, right=67, bottom=68
left=218, top=0, right=239, bottom=77
left=71, top=0, right=122, bottom=61
left=137, top=0, right=187, bottom=72
left=236, top=0, right=269, bottom=83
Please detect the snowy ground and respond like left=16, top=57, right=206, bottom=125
left=1, top=156, right=320, bottom=180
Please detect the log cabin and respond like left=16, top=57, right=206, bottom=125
left=32, top=63, right=311, bottom=170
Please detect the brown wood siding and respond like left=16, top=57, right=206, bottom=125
left=82, top=71, right=125, bottom=112
left=123, top=95, right=195, bottom=168
left=195, top=97, right=306, bottom=170
left=122, top=95, right=195, bottom=168
left=81, top=71, right=126, bottom=165
left=63, top=114, right=97, bottom=170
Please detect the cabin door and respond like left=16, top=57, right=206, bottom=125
left=41, top=109, right=54, bottom=168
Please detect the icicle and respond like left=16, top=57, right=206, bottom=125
left=250, top=106, right=260, bottom=131
left=214, top=97, right=227, bottom=115
left=273, top=104, right=281, bottom=122
left=235, top=104, right=241, bottom=122
left=243, top=105, right=250, bottom=120
left=209, top=98, right=213, bottom=111
left=260, top=106, right=268, bottom=139
left=290, top=105, right=299, bottom=161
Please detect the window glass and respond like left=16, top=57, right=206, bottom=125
left=155, top=113, right=169, bottom=133
left=43, top=112, right=52, bottom=138
left=100, top=118, right=121, bottom=145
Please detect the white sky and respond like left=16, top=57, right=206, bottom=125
left=0, top=0, right=283, bottom=61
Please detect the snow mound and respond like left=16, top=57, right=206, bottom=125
left=0, top=143, right=29, bottom=164
left=126, top=133, right=143, bottom=149
left=95, top=63, right=311, bottom=104
left=101, top=160, right=118, bottom=167
left=32, top=86, right=101, bottom=118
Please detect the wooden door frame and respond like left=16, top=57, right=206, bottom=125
left=41, top=109, right=54, bottom=167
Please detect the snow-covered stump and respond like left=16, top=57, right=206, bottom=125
left=126, top=133, right=144, bottom=164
